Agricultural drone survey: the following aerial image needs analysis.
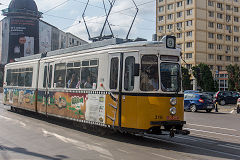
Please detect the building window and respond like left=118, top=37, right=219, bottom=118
left=186, top=20, right=193, bottom=26
left=217, top=55, right=223, bottom=61
left=177, top=33, right=182, bottom=38
left=208, top=54, right=214, bottom=59
left=226, top=56, right=231, bottom=61
left=226, top=45, right=231, bottom=52
left=217, top=44, right=223, bottom=50
left=177, top=11, right=183, bottom=18
left=159, top=6, right=164, bottom=12
left=234, top=26, right=239, bottom=32
left=167, top=24, right=173, bottom=30
left=234, top=36, right=239, bottom=42
left=208, top=1, right=214, bottom=6
left=176, top=22, right=182, bottom=29
left=234, top=17, right=239, bottom=22
left=217, top=3, right=223, bottom=9
left=208, top=43, right=214, bottom=49
left=186, top=31, right=192, bottom=37
left=186, top=9, right=193, bottom=16
left=234, top=46, right=239, bottom=52
left=217, top=34, right=223, bottom=40
left=185, top=53, right=193, bottom=59
left=234, top=57, right=239, bottom=62
left=209, top=11, right=214, bottom=17
left=208, top=32, right=214, bottom=38
left=217, top=23, right=223, bottom=29
left=186, top=0, right=193, bottom=5
left=208, top=22, right=214, bottom=28
left=234, top=7, right=239, bottom=12
left=186, top=42, right=193, bottom=48
left=209, top=65, right=214, bottom=70
left=226, top=35, right=231, bottom=41
left=226, top=15, right=231, bottom=22
left=167, top=14, right=173, bottom=20
left=159, top=26, right=164, bottom=32
left=159, top=16, right=164, bottom=22
left=177, top=1, right=183, bottom=7
left=217, top=66, right=223, bottom=71
left=168, top=4, right=173, bottom=10
left=217, top=13, right=223, bottom=19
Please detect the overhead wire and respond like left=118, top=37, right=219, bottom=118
left=60, top=0, right=155, bottom=31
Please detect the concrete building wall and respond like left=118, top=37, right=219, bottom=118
left=156, top=0, right=240, bottom=74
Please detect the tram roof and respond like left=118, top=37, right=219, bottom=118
left=15, top=38, right=165, bottom=62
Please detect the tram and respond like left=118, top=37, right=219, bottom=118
left=3, top=36, right=190, bottom=137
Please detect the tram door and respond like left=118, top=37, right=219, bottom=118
left=121, top=52, right=139, bottom=129
left=108, top=52, right=139, bottom=128
left=43, top=63, right=53, bottom=115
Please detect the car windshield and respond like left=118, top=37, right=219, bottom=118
left=160, top=63, right=180, bottom=92
left=201, top=94, right=212, bottom=100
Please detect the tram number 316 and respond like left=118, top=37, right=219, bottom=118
left=155, top=115, right=163, bottom=120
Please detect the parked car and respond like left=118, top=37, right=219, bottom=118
left=214, top=91, right=240, bottom=106
left=237, top=98, right=240, bottom=113
left=203, top=92, right=215, bottom=101
left=184, top=93, right=215, bottom=112
left=184, top=90, right=200, bottom=94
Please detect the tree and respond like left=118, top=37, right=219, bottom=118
left=226, top=64, right=240, bottom=91
left=181, top=67, right=191, bottom=90
left=192, top=63, right=217, bottom=92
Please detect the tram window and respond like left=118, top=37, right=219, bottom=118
left=25, top=68, right=33, bottom=87
left=66, top=62, right=80, bottom=89
left=160, top=63, right=180, bottom=92
left=124, top=56, right=135, bottom=91
left=110, top=58, right=119, bottom=90
left=43, top=66, right=52, bottom=88
left=140, top=55, right=159, bottom=91
left=81, top=63, right=98, bottom=89
left=54, top=63, right=66, bottom=88
left=6, top=69, right=12, bottom=86
left=18, top=69, right=25, bottom=87
left=11, top=69, right=18, bottom=86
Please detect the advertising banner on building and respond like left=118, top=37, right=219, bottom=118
left=8, top=18, right=39, bottom=62
left=39, top=21, right=52, bottom=53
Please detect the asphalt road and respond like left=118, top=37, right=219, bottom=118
left=0, top=95, right=240, bottom=160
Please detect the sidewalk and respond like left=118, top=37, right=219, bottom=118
left=217, top=104, right=237, bottom=114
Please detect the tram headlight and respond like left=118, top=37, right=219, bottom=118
left=170, top=97, right=177, bottom=106
left=170, top=107, right=177, bottom=115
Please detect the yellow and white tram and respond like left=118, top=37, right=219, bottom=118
left=3, top=36, right=189, bottom=136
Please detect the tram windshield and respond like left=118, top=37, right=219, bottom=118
left=160, top=63, right=180, bottom=92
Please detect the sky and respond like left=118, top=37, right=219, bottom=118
left=0, top=0, right=156, bottom=41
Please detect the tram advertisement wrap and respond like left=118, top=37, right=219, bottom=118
left=8, top=18, right=39, bottom=63
left=37, top=92, right=106, bottom=123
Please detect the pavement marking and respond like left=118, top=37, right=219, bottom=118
left=0, top=115, right=26, bottom=127
left=151, top=153, right=177, bottom=160
left=187, top=123, right=239, bottom=132
left=42, top=129, right=113, bottom=157
left=230, top=110, right=235, bottom=114
left=185, top=128, right=240, bottom=139
left=99, top=154, right=114, bottom=160
left=117, top=149, right=129, bottom=154
left=218, top=144, right=240, bottom=151
left=145, top=136, right=240, bottom=159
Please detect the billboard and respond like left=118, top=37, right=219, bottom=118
left=39, top=21, right=52, bottom=53
left=8, top=18, right=39, bottom=62
left=1, top=18, right=10, bottom=65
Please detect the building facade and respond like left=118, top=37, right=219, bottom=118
left=0, top=0, right=88, bottom=65
left=156, top=0, right=240, bottom=74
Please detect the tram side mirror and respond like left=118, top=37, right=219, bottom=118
left=133, top=64, right=140, bottom=76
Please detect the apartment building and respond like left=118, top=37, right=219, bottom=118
left=156, top=0, right=240, bottom=74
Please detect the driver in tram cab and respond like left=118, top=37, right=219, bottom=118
left=150, top=71, right=159, bottom=91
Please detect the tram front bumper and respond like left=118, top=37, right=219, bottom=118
left=150, top=120, right=186, bottom=126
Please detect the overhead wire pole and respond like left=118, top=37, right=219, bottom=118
left=99, top=0, right=116, bottom=40
left=126, top=0, right=138, bottom=40
left=102, top=0, right=114, bottom=38
left=82, top=0, right=92, bottom=40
